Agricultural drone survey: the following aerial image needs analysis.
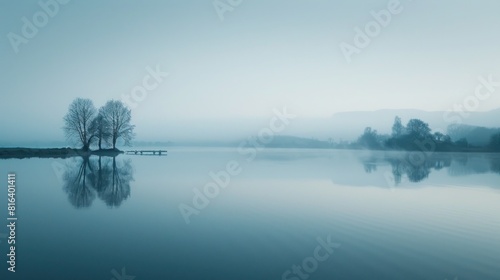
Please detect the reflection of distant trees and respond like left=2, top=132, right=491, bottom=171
left=385, top=155, right=446, bottom=183
left=363, top=161, right=377, bottom=173
left=62, top=156, right=134, bottom=208
left=361, top=153, right=500, bottom=186
left=491, top=157, right=500, bottom=174
left=376, top=153, right=500, bottom=185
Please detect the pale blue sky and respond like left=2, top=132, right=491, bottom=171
left=1, top=0, right=500, bottom=142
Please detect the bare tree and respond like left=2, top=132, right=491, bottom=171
left=100, top=100, right=135, bottom=149
left=89, top=110, right=111, bottom=150
left=63, top=98, right=97, bottom=151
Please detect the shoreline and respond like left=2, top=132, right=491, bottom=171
left=0, top=147, right=123, bottom=159
left=1, top=146, right=498, bottom=159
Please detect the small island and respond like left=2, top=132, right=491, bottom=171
left=0, top=98, right=134, bottom=159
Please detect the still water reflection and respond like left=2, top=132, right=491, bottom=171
left=0, top=149, right=498, bottom=280
left=59, top=151, right=500, bottom=210
left=358, top=151, right=500, bottom=185
left=62, top=156, right=134, bottom=208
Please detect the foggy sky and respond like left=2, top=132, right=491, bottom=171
left=1, top=0, right=500, bottom=143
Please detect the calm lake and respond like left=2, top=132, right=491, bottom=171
left=1, top=148, right=499, bottom=280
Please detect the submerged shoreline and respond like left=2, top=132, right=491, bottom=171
left=0, top=148, right=123, bottom=159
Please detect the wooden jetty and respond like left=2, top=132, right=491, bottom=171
left=125, top=150, right=168, bottom=156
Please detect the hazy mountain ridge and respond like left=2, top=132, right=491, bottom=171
left=447, top=124, right=500, bottom=146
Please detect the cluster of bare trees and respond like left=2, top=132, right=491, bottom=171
left=63, top=98, right=135, bottom=151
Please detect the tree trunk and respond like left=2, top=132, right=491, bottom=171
left=84, top=136, right=94, bottom=152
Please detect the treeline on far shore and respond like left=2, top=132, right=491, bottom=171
left=237, top=117, right=500, bottom=152
left=355, top=117, right=500, bottom=153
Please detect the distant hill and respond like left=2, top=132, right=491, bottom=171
left=262, top=136, right=331, bottom=149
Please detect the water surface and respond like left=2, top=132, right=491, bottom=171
left=0, top=148, right=499, bottom=280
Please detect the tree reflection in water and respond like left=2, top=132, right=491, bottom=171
left=491, top=157, right=500, bottom=174
left=360, top=152, right=500, bottom=186
left=386, top=155, right=450, bottom=183
left=63, top=156, right=95, bottom=208
left=62, top=156, right=134, bottom=208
